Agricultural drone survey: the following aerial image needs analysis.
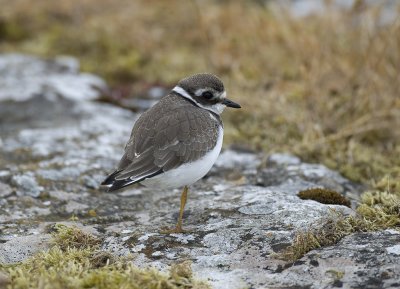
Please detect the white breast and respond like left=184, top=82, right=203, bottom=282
left=142, top=125, right=223, bottom=189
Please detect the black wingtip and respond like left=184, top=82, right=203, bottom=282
left=106, top=179, right=135, bottom=192
left=102, top=169, right=164, bottom=192
left=101, top=170, right=122, bottom=186
left=101, top=170, right=129, bottom=192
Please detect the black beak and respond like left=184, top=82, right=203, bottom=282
left=222, top=98, right=241, bottom=108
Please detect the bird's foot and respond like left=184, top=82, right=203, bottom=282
left=160, top=225, right=186, bottom=234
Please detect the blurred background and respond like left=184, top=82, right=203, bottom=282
left=0, top=0, right=399, bottom=191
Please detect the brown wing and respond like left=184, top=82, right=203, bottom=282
left=102, top=94, right=221, bottom=191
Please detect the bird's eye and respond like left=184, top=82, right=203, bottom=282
left=202, top=91, right=213, bottom=99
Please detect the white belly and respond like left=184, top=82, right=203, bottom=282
left=142, top=126, right=223, bottom=189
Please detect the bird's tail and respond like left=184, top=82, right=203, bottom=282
left=101, top=169, right=163, bottom=192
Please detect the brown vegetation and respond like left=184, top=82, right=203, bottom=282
left=298, top=188, right=351, bottom=207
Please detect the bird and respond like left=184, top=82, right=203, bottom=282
left=102, top=73, right=241, bottom=233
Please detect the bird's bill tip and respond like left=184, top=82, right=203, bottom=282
left=222, top=98, right=241, bottom=108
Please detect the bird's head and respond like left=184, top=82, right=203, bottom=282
left=172, top=73, right=241, bottom=114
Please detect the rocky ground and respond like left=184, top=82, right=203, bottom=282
left=0, top=54, right=399, bottom=289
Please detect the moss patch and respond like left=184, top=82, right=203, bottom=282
left=50, top=224, right=101, bottom=251
left=298, top=188, right=351, bottom=208
left=278, top=212, right=371, bottom=262
left=357, top=191, right=400, bottom=228
left=1, top=225, right=210, bottom=289
left=279, top=190, right=400, bottom=262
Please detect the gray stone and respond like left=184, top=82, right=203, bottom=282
left=214, top=149, right=261, bottom=170
left=64, top=201, right=90, bottom=214
left=257, top=154, right=365, bottom=202
left=11, top=173, right=43, bottom=197
left=0, top=54, right=106, bottom=102
left=386, top=244, right=400, bottom=256
left=268, top=153, right=301, bottom=165
left=0, top=182, right=12, bottom=198
left=48, top=190, right=85, bottom=201
left=271, top=230, right=400, bottom=289
left=0, top=234, right=51, bottom=264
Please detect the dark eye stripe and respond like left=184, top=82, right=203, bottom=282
left=202, top=91, right=213, bottom=99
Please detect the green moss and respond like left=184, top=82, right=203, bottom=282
left=279, top=190, right=400, bottom=262
left=325, top=269, right=345, bottom=280
left=50, top=224, right=101, bottom=251
left=3, top=248, right=209, bottom=289
left=357, top=191, right=400, bottom=228
left=298, top=188, right=351, bottom=208
left=1, top=225, right=210, bottom=289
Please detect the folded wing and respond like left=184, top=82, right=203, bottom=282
left=102, top=96, right=220, bottom=191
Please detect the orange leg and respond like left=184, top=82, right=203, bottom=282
left=161, top=186, right=188, bottom=234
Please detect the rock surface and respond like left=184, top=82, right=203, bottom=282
left=0, top=54, right=399, bottom=289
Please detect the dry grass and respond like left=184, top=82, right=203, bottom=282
left=279, top=213, right=373, bottom=262
left=0, top=0, right=399, bottom=189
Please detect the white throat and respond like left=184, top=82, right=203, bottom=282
left=172, top=86, right=226, bottom=114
